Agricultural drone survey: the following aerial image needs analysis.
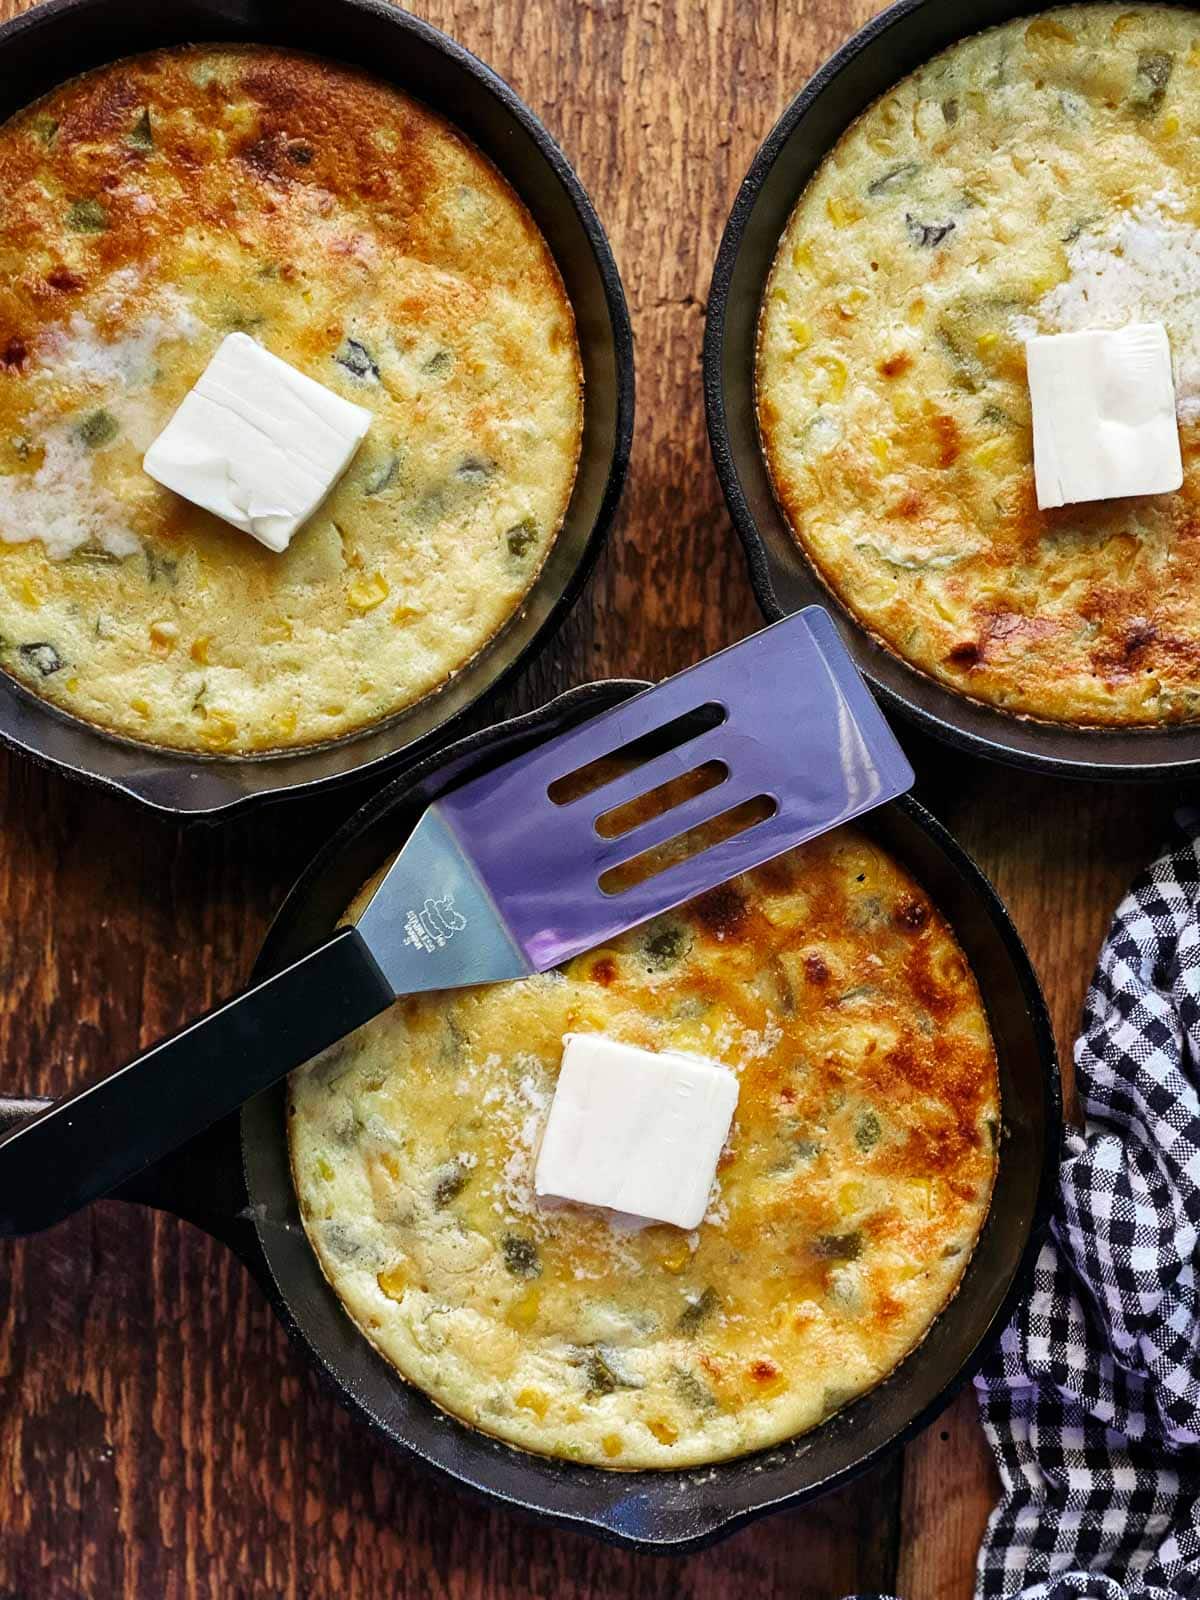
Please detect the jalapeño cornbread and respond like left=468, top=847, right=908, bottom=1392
left=0, top=46, right=582, bottom=752
left=759, top=5, right=1200, bottom=726
left=289, top=826, right=999, bottom=1469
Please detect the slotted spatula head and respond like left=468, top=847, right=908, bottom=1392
left=355, top=608, right=914, bottom=994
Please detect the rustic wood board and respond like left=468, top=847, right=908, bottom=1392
left=0, top=1, right=1182, bottom=1595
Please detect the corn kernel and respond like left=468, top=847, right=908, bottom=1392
left=222, top=102, right=257, bottom=135
left=149, top=620, right=178, bottom=655
left=838, top=1179, right=867, bottom=1216
left=601, top=1433, right=623, bottom=1458
left=667, top=1010, right=716, bottom=1053
left=647, top=1419, right=678, bottom=1446
left=131, top=697, right=150, bottom=718
left=263, top=616, right=293, bottom=643
left=1103, top=532, right=1139, bottom=573
left=791, top=241, right=814, bottom=272
left=660, top=1243, right=691, bottom=1275
left=273, top=708, right=298, bottom=739
left=516, top=1387, right=549, bottom=1419
left=808, top=354, right=847, bottom=402
left=316, top=1158, right=334, bottom=1182
left=65, top=677, right=79, bottom=692
left=871, top=436, right=890, bottom=469
left=825, top=195, right=862, bottom=228
left=932, top=592, right=959, bottom=627
left=190, top=635, right=211, bottom=665
left=906, top=297, right=926, bottom=327
left=971, top=436, right=1018, bottom=470
left=348, top=571, right=390, bottom=612
left=1163, top=112, right=1181, bottom=136
left=506, top=1289, right=541, bottom=1331
left=377, top=1263, right=409, bottom=1301
left=19, top=578, right=40, bottom=607
left=836, top=286, right=868, bottom=318
left=976, top=331, right=1000, bottom=354
left=1025, top=16, right=1075, bottom=43
left=748, top=1363, right=788, bottom=1399
left=911, top=1176, right=938, bottom=1215
left=1111, top=10, right=1142, bottom=38
left=1029, top=250, right=1068, bottom=295
left=564, top=947, right=619, bottom=983
left=391, top=603, right=423, bottom=625
left=199, top=709, right=238, bottom=749
left=789, top=318, right=813, bottom=350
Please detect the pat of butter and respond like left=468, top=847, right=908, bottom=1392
left=142, top=332, right=371, bottom=552
left=1026, top=323, right=1182, bottom=510
left=534, top=1034, right=739, bottom=1231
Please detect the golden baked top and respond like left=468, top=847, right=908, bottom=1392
left=289, top=824, right=999, bottom=1469
left=759, top=4, right=1200, bottom=727
left=0, top=45, right=582, bottom=752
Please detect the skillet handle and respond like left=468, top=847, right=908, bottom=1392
left=0, top=926, right=393, bottom=1238
left=0, top=1095, right=259, bottom=1261
left=0, top=1095, right=51, bottom=1134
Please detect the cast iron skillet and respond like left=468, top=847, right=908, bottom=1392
left=704, top=0, right=1200, bottom=782
left=0, top=683, right=1061, bottom=1552
left=0, top=0, right=633, bottom=820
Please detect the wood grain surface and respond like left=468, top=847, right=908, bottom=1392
left=0, top=1, right=1183, bottom=1596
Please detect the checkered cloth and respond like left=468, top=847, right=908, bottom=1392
left=971, top=812, right=1200, bottom=1598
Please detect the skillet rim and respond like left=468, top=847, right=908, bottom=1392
left=702, top=0, right=1200, bottom=782
left=242, top=676, right=1062, bottom=1553
left=0, top=0, right=634, bottom=820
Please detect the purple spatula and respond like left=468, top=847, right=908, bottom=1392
left=0, top=606, right=912, bottom=1235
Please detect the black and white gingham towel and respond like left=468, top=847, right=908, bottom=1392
left=970, top=812, right=1200, bottom=1597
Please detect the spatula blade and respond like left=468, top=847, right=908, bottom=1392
left=358, top=608, right=913, bottom=989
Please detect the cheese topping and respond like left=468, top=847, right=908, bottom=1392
left=1013, top=193, right=1200, bottom=423
left=0, top=428, right=139, bottom=560
left=37, top=273, right=200, bottom=390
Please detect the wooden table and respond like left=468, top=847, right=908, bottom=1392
left=0, top=1, right=1181, bottom=1594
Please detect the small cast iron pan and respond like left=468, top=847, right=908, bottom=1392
left=0, top=0, right=633, bottom=820
left=704, top=0, right=1200, bottom=782
left=0, top=682, right=1060, bottom=1552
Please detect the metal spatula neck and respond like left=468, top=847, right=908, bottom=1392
left=355, top=806, right=531, bottom=995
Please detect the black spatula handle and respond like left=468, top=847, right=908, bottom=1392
left=0, top=926, right=393, bottom=1237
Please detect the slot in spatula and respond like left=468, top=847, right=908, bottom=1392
left=0, top=607, right=913, bottom=1235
